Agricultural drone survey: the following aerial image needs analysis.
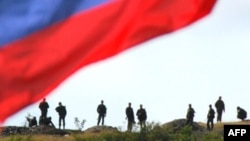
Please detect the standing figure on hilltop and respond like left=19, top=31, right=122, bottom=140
left=215, top=96, right=225, bottom=123
left=186, top=104, right=195, bottom=126
left=97, top=100, right=107, bottom=126
left=207, top=104, right=215, bottom=131
left=125, top=102, right=135, bottom=132
left=55, top=102, right=67, bottom=129
left=237, top=106, right=247, bottom=121
left=136, top=104, right=147, bottom=129
left=39, top=98, right=49, bottom=118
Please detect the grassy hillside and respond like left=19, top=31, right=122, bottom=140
left=0, top=120, right=249, bottom=141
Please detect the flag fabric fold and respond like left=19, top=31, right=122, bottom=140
left=0, top=0, right=217, bottom=123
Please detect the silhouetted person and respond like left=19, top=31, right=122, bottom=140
left=207, top=104, right=215, bottom=131
left=136, top=104, right=147, bottom=129
left=39, top=116, right=47, bottom=126
left=39, top=116, right=55, bottom=128
left=186, top=104, right=195, bottom=126
left=126, top=102, right=135, bottom=132
left=26, top=116, right=37, bottom=127
left=39, top=98, right=49, bottom=118
left=237, top=106, right=247, bottom=121
left=97, top=100, right=107, bottom=126
left=215, top=96, right=225, bottom=122
left=55, top=102, right=67, bottom=129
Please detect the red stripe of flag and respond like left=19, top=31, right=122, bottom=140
left=0, top=0, right=217, bottom=123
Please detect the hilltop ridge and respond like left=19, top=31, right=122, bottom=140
left=0, top=119, right=249, bottom=137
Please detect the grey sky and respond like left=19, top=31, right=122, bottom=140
left=4, top=0, right=250, bottom=131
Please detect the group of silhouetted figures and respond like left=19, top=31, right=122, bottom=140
left=25, top=99, right=147, bottom=131
left=96, top=100, right=147, bottom=132
left=124, top=96, right=248, bottom=132
left=26, top=96, right=247, bottom=131
left=185, top=96, right=248, bottom=131
left=26, top=98, right=67, bottom=130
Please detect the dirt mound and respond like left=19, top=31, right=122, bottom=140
left=162, top=118, right=206, bottom=132
left=84, top=125, right=118, bottom=133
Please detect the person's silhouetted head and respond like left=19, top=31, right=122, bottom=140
left=189, top=104, right=192, bottom=108
left=140, top=104, right=143, bottom=109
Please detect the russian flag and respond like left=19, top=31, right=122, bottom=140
left=0, top=0, right=216, bottom=123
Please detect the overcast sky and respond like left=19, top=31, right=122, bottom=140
left=3, top=0, right=250, bottom=131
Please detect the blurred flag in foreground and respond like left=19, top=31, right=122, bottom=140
left=0, top=0, right=216, bottom=123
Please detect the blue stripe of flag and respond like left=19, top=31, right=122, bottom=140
left=0, top=0, right=108, bottom=46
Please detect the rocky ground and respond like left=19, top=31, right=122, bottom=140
left=0, top=125, right=119, bottom=137
left=0, top=125, right=79, bottom=137
left=0, top=118, right=228, bottom=137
